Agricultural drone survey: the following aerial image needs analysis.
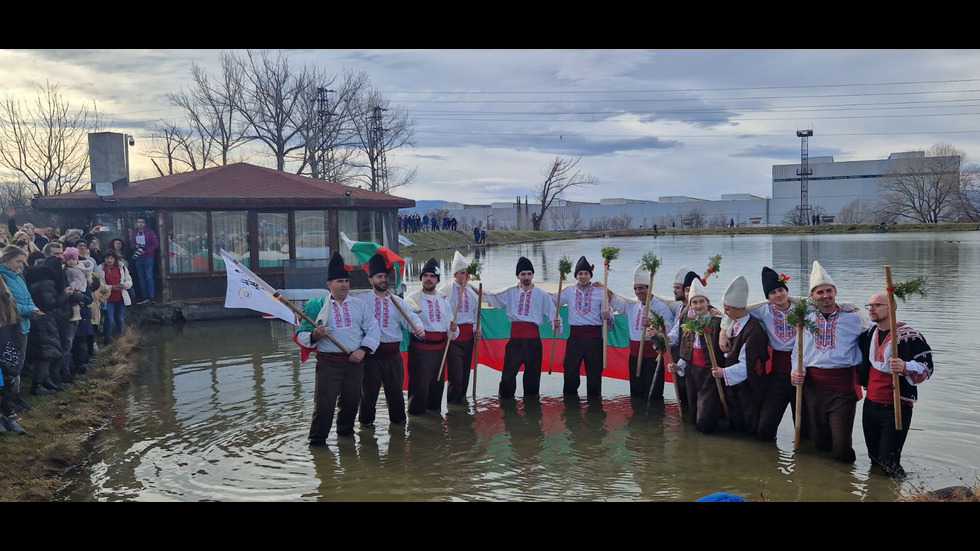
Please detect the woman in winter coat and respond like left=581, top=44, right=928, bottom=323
left=0, top=246, right=40, bottom=407
left=95, top=250, right=132, bottom=343
left=23, top=256, right=68, bottom=395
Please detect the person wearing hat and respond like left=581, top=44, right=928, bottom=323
left=355, top=253, right=425, bottom=427
left=664, top=268, right=706, bottom=403
left=295, top=251, right=380, bottom=445
left=484, top=256, right=561, bottom=399
left=405, top=258, right=459, bottom=415
left=857, top=291, right=934, bottom=478
left=551, top=256, right=614, bottom=399
left=790, top=260, right=865, bottom=463
left=666, top=278, right=726, bottom=433
left=606, top=263, right=675, bottom=400
left=710, top=275, right=770, bottom=435
left=438, top=251, right=482, bottom=404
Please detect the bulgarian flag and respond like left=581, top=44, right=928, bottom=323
left=340, top=232, right=406, bottom=291
left=392, top=305, right=671, bottom=387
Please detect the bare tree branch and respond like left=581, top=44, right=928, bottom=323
left=532, top=156, right=598, bottom=230
left=880, top=143, right=965, bottom=223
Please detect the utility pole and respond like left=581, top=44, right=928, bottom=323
left=797, top=129, right=814, bottom=225
left=369, top=106, right=389, bottom=193
left=314, top=88, right=335, bottom=181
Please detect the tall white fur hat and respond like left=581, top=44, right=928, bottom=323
left=723, top=275, right=749, bottom=308
left=673, top=266, right=692, bottom=286
left=809, top=260, right=835, bottom=291
left=451, top=251, right=469, bottom=275
left=688, top=276, right=709, bottom=302
left=633, top=263, right=650, bottom=286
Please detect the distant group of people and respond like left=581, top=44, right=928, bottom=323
left=295, top=247, right=934, bottom=480
left=0, top=207, right=160, bottom=437
left=398, top=213, right=458, bottom=233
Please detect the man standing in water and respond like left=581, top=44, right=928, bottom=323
left=552, top=256, right=612, bottom=399
left=405, top=258, right=458, bottom=415
left=295, top=251, right=380, bottom=445
left=791, top=261, right=865, bottom=463
left=858, top=291, right=934, bottom=478
left=439, top=251, right=482, bottom=404
left=607, top=263, right=675, bottom=400
left=355, top=253, right=424, bottom=427
left=484, top=257, right=560, bottom=400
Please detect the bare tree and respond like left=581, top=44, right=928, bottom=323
left=232, top=49, right=316, bottom=172
left=880, top=143, right=965, bottom=223
left=349, top=90, right=417, bottom=194
left=684, top=206, right=708, bottom=228
left=0, top=81, right=105, bottom=196
left=532, top=157, right=598, bottom=230
left=836, top=198, right=877, bottom=224
left=548, top=204, right=584, bottom=230
left=300, top=68, right=370, bottom=185
left=951, top=162, right=980, bottom=222
left=782, top=205, right=826, bottom=226
left=159, top=55, right=250, bottom=173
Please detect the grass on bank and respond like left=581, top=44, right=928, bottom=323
left=400, top=222, right=979, bottom=253
left=0, top=330, right=142, bottom=502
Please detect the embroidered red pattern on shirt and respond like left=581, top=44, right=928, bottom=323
left=517, top=290, right=531, bottom=317
left=771, top=304, right=796, bottom=345
left=456, top=283, right=469, bottom=312
left=872, top=328, right=890, bottom=363
left=374, top=296, right=390, bottom=327
left=814, top=310, right=837, bottom=352
left=426, top=297, right=442, bottom=323
left=332, top=300, right=352, bottom=328
left=574, top=286, right=593, bottom=316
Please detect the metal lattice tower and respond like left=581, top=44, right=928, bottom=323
left=796, top=129, right=814, bottom=224
left=370, top=106, right=389, bottom=193
left=314, top=87, right=335, bottom=181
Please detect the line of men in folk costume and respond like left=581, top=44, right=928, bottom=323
left=295, top=250, right=934, bottom=478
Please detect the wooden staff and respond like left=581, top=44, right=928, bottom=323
left=471, top=283, right=483, bottom=397
left=273, top=291, right=352, bottom=355
left=884, top=266, right=903, bottom=430
left=703, top=326, right=730, bottom=419
left=549, top=273, right=566, bottom=375
left=794, top=327, right=804, bottom=451
left=437, top=278, right=467, bottom=381
left=386, top=290, right=422, bottom=335
left=635, top=269, right=656, bottom=376
left=602, top=264, right=610, bottom=369
left=657, top=324, right=682, bottom=421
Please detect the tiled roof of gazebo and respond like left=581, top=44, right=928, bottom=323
left=32, top=163, right=415, bottom=210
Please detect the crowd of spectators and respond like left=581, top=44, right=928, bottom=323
left=0, top=207, right=146, bottom=437
left=398, top=213, right=458, bottom=234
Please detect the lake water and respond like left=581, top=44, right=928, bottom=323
left=65, top=231, right=980, bottom=501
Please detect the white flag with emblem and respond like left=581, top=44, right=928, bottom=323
left=219, top=249, right=296, bottom=324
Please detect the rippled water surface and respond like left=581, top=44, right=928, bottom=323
left=68, top=232, right=980, bottom=501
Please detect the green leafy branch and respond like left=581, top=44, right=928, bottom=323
left=639, top=251, right=661, bottom=274
left=557, top=256, right=572, bottom=280
left=465, top=259, right=482, bottom=280
left=705, top=254, right=722, bottom=277
left=601, top=246, right=621, bottom=267
left=786, top=296, right=819, bottom=335
left=891, top=276, right=927, bottom=303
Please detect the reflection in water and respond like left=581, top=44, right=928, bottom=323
left=67, top=232, right=979, bottom=501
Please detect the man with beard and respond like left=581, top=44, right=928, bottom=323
left=791, top=261, right=865, bottom=463
left=355, top=253, right=424, bottom=427
left=551, top=256, right=613, bottom=399
left=295, top=251, right=380, bottom=445
left=438, top=251, right=482, bottom=404
left=405, top=258, right=458, bottom=415
left=484, top=256, right=561, bottom=400
left=858, top=291, right=934, bottom=478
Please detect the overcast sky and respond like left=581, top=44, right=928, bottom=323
left=2, top=49, right=979, bottom=204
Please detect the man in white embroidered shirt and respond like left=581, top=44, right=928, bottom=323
left=295, top=251, right=380, bottom=446
left=791, top=261, right=865, bottom=463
